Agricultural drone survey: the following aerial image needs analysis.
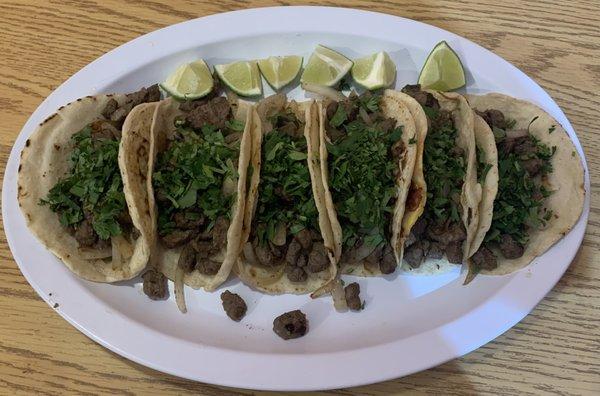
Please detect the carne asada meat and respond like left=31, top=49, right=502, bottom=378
left=344, top=282, right=362, bottom=311
left=445, top=241, right=463, bottom=264
left=101, top=98, right=119, bottom=119
left=471, top=245, right=497, bottom=271
left=142, top=269, right=168, bottom=300
left=380, top=243, right=397, bottom=274
left=160, top=229, right=194, bottom=249
left=211, top=216, right=230, bottom=251
left=294, top=228, right=313, bottom=250
left=186, top=96, right=231, bottom=130
left=196, top=258, right=221, bottom=275
left=273, top=310, right=308, bottom=340
left=220, top=290, right=247, bottom=321
left=306, top=242, right=329, bottom=273
left=498, top=234, right=525, bottom=259
left=178, top=244, right=197, bottom=273
left=476, top=109, right=507, bottom=130
left=404, top=241, right=426, bottom=268
left=73, top=219, right=98, bottom=248
left=285, top=238, right=302, bottom=265
left=286, top=265, right=308, bottom=282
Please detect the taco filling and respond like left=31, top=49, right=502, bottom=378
left=401, top=85, right=468, bottom=268
left=470, top=109, right=555, bottom=272
left=41, top=85, right=160, bottom=253
left=325, top=91, right=404, bottom=274
left=153, top=97, right=242, bottom=277
left=245, top=108, right=329, bottom=283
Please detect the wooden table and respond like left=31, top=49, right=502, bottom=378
left=1, top=1, right=598, bottom=394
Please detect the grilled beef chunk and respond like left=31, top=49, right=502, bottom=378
left=174, top=211, right=204, bottom=230
left=404, top=241, right=426, bottom=268
left=307, top=242, right=328, bottom=273
left=161, top=229, right=193, bottom=249
left=178, top=244, right=197, bottom=273
left=344, top=282, right=362, bottom=311
left=295, top=228, right=313, bottom=250
left=102, top=98, right=119, bottom=119
left=364, top=244, right=383, bottom=271
left=427, top=222, right=466, bottom=245
left=192, top=240, right=213, bottom=258
left=522, top=158, right=543, bottom=176
left=273, top=310, right=308, bottom=340
left=499, top=234, right=524, bottom=259
left=91, top=120, right=120, bottom=140
left=285, top=239, right=302, bottom=265
left=401, top=84, right=440, bottom=110
left=255, top=244, right=276, bottom=267
left=110, top=107, right=129, bottom=126
left=186, top=96, right=231, bottom=130
left=211, top=217, right=230, bottom=251
left=296, top=253, right=307, bottom=267
left=286, top=265, right=308, bottom=282
left=196, top=258, right=220, bottom=275
left=127, top=84, right=161, bottom=106
left=445, top=241, right=463, bottom=264
left=513, top=138, right=537, bottom=156
left=74, top=219, right=98, bottom=247
left=412, top=217, right=428, bottom=238
left=476, top=109, right=507, bottom=130
left=380, top=243, right=397, bottom=274
left=220, top=290, right=247, bottom=321
left=472, top=246, right=497, bottom=270
left=426, top=242, right=445, bottom=259
left=142, top=269, right=168, bottom=300
left=326, top=101, right=338, bottom=120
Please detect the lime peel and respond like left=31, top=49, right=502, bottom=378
left=160, top=59, right=214, bottom=100
left=418, top=41, right=466, bottom=91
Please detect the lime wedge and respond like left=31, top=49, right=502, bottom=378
left=418, top=41, right=466, bottom=91
left=351, top=51, right=396, bottom=90
left=300, top=45, right=353, bottom=87
left=215, top=60, right=262, bottom=97
left=160, top=60, right=214, bottom=100
left=258, top=56, right=303, bottom=90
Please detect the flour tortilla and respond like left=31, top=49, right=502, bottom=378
left=467, top=114, right=499, bottom=258
left=466, top=93, right=585, bottom=275
left=18, top=95, right=153, bottom=282
left=319, top=90, right=418, bottom=276
left=147, top=97, right=254, bottom=291
left=402, top=91, right=481, bottom=275
left=235, top=95, right=337, bottom=294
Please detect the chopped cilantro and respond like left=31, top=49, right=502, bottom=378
left=408, top=136, right=417, bottom=145
left=326, top=93, right=398, bottom=248
left=329, top=105, right=347, bottom=128
left=254, top=112, right=318, bottom=245
left=40, top=126, right=126, bottom=240
left=153, top=123, right=239, bottom=235
left=548, top=125, right=556, bottom=134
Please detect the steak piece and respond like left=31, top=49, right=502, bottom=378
left=173, top=211, right=204, bottom=230
left=142, top=269, right=168, bottom=300
left=307, top=242, right=328, bottom=273
left=255, top=243, right=276, bottom=267
left=344, top=282, right=362, bottom=311
left=522, top=158, right=543, bottom=176
left=178, top=244, right=196, bottom=273
left=160, top=229, right=193, bottom=249
left=380, top=243, right=397, bottom=274
left=285, top=239, right=302, bottom=265
left=427, top=222, right=466, bottom=245
left=90, top=120, right=120, bottom=140
left=101, top=98, right=119, bottom=119
left=476, top=109, right=507, bottom=130
left=471, top=245, right=497, bottom=271
left=74, top=219, right=98, bottom=248
left=211, top=216, right=230, bottom=251
left=196, top=259, right=221, bottom=275
left=445, top=241, right=463, bottom=264
left=273, top=310, right=308, bottom=340
left=286, top=265, right=307, bottom=283
left=294, top=228, right=313, bottom=251
left=220, top=290, right=247, bottom=321
left=499, top=234, right=525, bottom=259
left=404, top=242, right=425, bottom=268
left=186, top=96, right=231, bottom=130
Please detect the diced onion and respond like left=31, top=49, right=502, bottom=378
left=301, top=83, right=346, bottom=102
left=174, top=266, right=187, bottom=314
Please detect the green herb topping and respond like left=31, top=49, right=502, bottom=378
left=153, top=123, right=240, bottom=235
left=422, top=107, right=465, bottom=226
left=484, top=119, right=555, bottom=245
left=254, top=112, right=318, bottom=245
left=41, top=125, right=126, bottom=240
left=326, top=93, right=402, bottom=248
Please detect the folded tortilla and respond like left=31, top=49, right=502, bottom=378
left=235, top=95, right=337, bottom=294
left=136, top=97, right=255, bottom=292
left=18, top=95, right=154, bottom=282
left=466, top=93, right=585, bottom=275
left=319, top=89, right=419, bottom=276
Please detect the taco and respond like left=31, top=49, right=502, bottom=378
left=141, top=94, right=255, bottom=307
left=318, top=90, right=418, bottom=276
left=399, top=85, right=481, bottom=273
left=18, top=85, right=161, bottom=282
left=465, top=93, right=585, bottom=281
left=235, top=94, right=337, bottom=294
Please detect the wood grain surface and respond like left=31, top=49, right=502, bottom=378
left=0, top=1, right=598, bottom=394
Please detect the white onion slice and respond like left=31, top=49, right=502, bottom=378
left=301, top=83, right=346, bottom=102
left=174, top=266, right=187, bottom=314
